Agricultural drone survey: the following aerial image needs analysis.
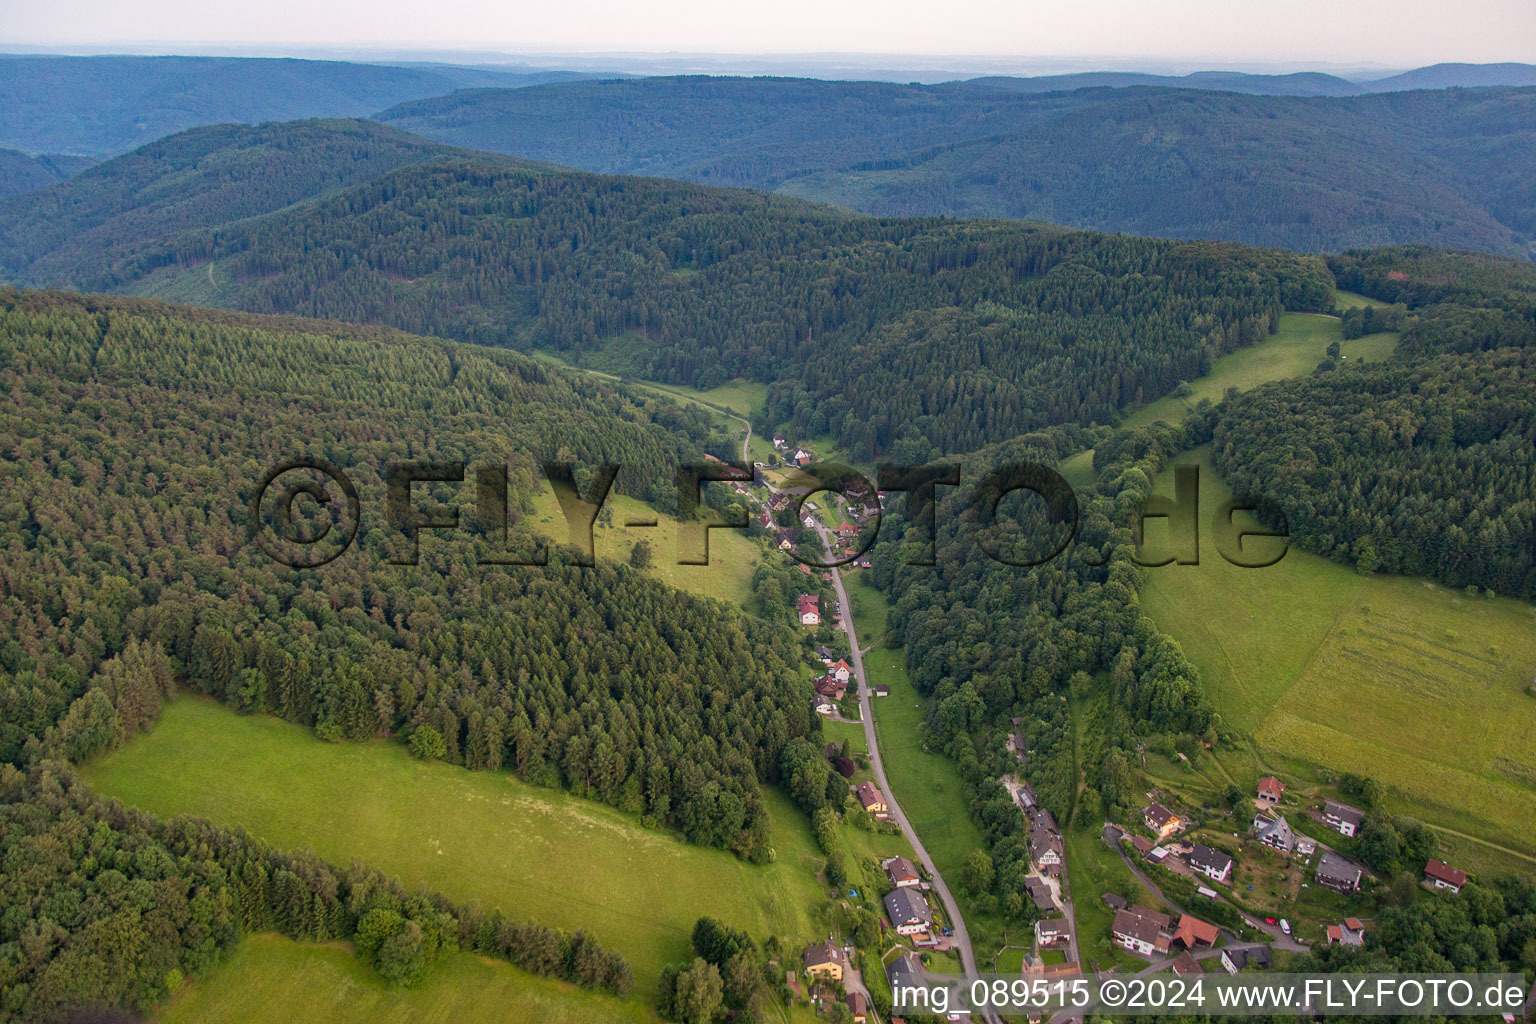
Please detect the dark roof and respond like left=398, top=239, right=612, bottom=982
left=1144, top=803, right=1177, bottom=828
left=884, top=856, right=921, bottom=884
left=1112, top=906, right=1170, bottom=945
left=1324, top=799, right=1365, bottom=827
left=803, top=939, right=845, bottom=970
left=1172, top=950, right=1204, bottom=975
left=1035, top=917, right=1070, bottom=938
left=1101, top=892, right=1127, bottom=910
left=1188, top=843, right=1234, bottom=875
left=886, top=952, right=922, bottom=987
left=884, top=887, right=932, bottom=927
left=1317, top=851, right=1363, bottom=884
left=856, top=781, right=885, bottom=808
left=1025, top=877, right=1057, bottom=910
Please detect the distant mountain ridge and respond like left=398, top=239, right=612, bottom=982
left=0, top=148, right=96, bottom=198
left=376, top=78, right=1536, bottom=257
left=0, top=54, right=600, bottom=156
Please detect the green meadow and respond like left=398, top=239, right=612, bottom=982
left=158, top=934, right=658, bottom=1024
left=1120, top=312, right=1397, bottom=431
left=1139, top=447, right=1536, bottom=868
left=84, top=699, right=842, bottom=998
left=860, top=625, right=1010, bottom=956
left=526, top=486, right=762, bottom=609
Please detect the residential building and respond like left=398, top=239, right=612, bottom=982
left=1327, top=919, right=1365, bottom=946
left=1221, top=947, right=1272, bottom=973
left=797, top=594, right=820, bottom=626
left=1029, top=827, right=1063, bottom=872
left=1035, top=918, right=1070, bottom=947
left=884, top=856, right=921, bottom=888
left=1025, top=876, right=1057, bottom=912
left=802, top=939, right=846, bottom=981
left=1424, top=859, right=1468, bottom=893
left=1256, top=776, right=1285, bottom=807
left=1172, top=950, right=1204, bottom=976
left=884, top=888, right=933, bottom=936
left=1187, top=843, right=1234, bottom=884
left=887, top=952, right=923, bottom=991
left=829, top=659, right=852, bottom=682
left=1143, top=803, right=1182, bottom=839
left=1253, top=813, right=1296, bottom=854
left=1112, top=906, right=1172, bottom=956
left=845, top=992, right=868, bottom=1024
left=855, top=781, right=889, bottom=819
left=1316, top=851, right=1364, bottom=893
left=1323, top=800, right=1364, bottom=838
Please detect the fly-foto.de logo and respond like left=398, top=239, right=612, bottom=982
left=248, top=457, right=1287, bottom=570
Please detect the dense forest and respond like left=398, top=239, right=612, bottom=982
left=1212, top=247, right=1536, bottom=597
left=377, top=78, right=1536, bottom=256
left=0, top=289, right=825, bottom=1018
left=0, top=150, right=91, bottom=201
left=0, top=121, right=1336, bottom=459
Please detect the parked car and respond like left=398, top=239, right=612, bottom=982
left=1280, top=919, right=1291, bottom=935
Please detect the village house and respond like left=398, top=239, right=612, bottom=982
left=1035, top=918, right=1070, bottom=947
left=814, top=675, right=846, bottom=701
left=802, top=939, right=846, bottom=982
left=829, top=659, right=852, bottom=682
left=815, top=645, right=835, bottom=663
left=772, top=434, right=787, bottom=450
left=884, top=887, right=933, bottom=936
left=1111, top=906, right=1172, bottom=956
left=1316, top=851, right=1364, bottom=893
left=1143, top=802, right=1183, bottom=839
left=1253, top=813, right=1296, bottom=854
left=1172, top=950, right=1204, bottom=976
left=845, top=991, right=868, bottom=1024
left=1256, top=776, right=1285, bottom=807
left=797, top=594, right=820, bottom=626
left=1172, top=914, right=1219, bottom=950
left=1187, top=843, right=1234, bottom=884
left=1029, top=827, right=1064, bottom=873
left=855, top=781, right=889, bottom=820
left=886, top=952, right=923, bottom=991
left=1424, top=859, right=1468, bottom=893
left=884, top=856, right=922, bottom=888
left=1323, top=799, right=1365, bottom=838
left=1220, top=946, right=1272, bottom=973
left=1014, top=781, right=1037, bottom=811
left=1024, top=876, right=1057, bottom=912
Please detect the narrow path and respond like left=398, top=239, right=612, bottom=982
left=808, top=517, right=999, bottom=1024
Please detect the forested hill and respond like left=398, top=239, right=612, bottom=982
left=0, top=120, right=1335, bottom=459
left=0, top=119, right=521, bottom=287
left=0, top=148, right=95, bottom=199
left=0, top=54, right=597, bottom=157
left=0, top=287, right=815, bottom=857
left=1211, top=247, right=1536, bottom=598
left=376, top=78, right=1536, bottom=257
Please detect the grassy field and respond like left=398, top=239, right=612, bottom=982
left=525, top=487, right=761, bottom=610
left=158, top=934, right=657, bottom=1024
left=860, top=638, right=1014, bottom=955
left=1139, top=446, right=1536, bottom=867
left=1120, top=312, right=1397, bottom=431
left=84, top=699, right=842, bottom=997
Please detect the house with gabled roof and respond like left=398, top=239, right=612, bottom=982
left=1187, top=843, right=1234, bottom=884
left=855, top=781, right=889, bottom=820
left=1256, top=776, right=1285, bottom=806
left=797, top=594, right=820, bottom=626
left=1172, top=914, right=1219, bottom=949
left=1424, top=859, right=1467, bottom=893
left=1143, top=803, right=1182, bottom=839
left=883, top=856, right=921, bottom=888
left=1316, top=851, right=1363, bottom=893
left=1035, top=918, right=1070, bottom=946
left=1253, top=813, right=1296, bottom=854
left=802, top=939, right=846, bottom=981
left=884, top=887, right=932, bottom=936
left=1025, top=876, right=1057, bottom=912
left=1112, top=906, right=1172, bottom=956
left=1323, top=799, right=1364, bottom=838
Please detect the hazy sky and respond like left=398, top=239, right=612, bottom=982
left=4, top=0, right=1534, bottom=68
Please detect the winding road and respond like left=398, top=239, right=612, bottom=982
left=807, top=513, right=1000, bottom=1023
